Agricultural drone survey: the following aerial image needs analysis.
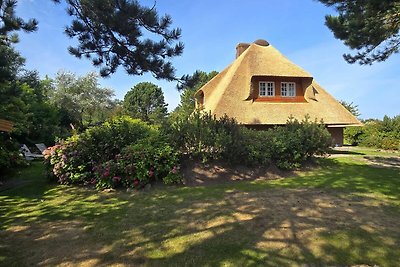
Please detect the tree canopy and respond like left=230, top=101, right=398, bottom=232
left=319, top=0, right=400, bottom=64
left=53, top=0, right=184, bottom=80
left=123, top=82, right=168, bottom=123
left=50, top=71, right=117, bottom=128
left=171, top=70, right=218, bottom=121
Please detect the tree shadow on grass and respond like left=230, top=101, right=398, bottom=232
left=328, top=148, right=365, bottom=156
left=364, top=156, right=400, bottom=169
left=1, top=159, right=400, bottom=266
left=275, top=158, right=400, bottom=202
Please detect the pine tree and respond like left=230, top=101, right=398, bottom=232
left=319, top=0, right=400, bottom=64
left=0, top=0, right=38, bottom=44
left=54, top=0, right=184, bottom=80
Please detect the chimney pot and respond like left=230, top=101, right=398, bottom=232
left=254, top=39, right=269, bottom=46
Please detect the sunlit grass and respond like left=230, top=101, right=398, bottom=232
left=1, top=149, right=400, bottom=266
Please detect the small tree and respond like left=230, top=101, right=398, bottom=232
left=50, top=71, right=116, bottom=128
left=123, top=82, right=168, bottom=124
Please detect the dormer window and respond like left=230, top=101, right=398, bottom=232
left=259, top=81, right=275, bottom=96
left=281, top=82, right=296, bottom=97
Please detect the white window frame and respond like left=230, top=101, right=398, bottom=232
left=281, top=82, right=296, bottom=97
left=259, top=81, right=275, bottom=97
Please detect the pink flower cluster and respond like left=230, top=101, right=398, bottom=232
left=147, top=166, right=155, bottom=177
left=103, top=168, right=110, bottom=177
left=170, top=166, right=179, bottom=174
left=42, top=144, right=61, bottom=159
left=112, top=176, right=121, bottom=182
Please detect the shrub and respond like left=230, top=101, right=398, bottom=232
left=0, top=133, right=27, bottom=177
left=92, top=140, right=181, bottom=189
left=169, top=111, right=242, bottom=162
left=344, top=116, right=400, bottom=150
left=344, top=126, right=365, bottom=145
left=44, top=116, right=181, bottom=189
left=269, top=117, right=332, bottom=169
left=234, top=128, right=273, bottom=166
left=170, top=112, right=332, bottom=169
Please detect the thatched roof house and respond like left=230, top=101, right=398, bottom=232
left=194, top=39, right=362, bottom=146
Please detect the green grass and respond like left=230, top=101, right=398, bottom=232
left=1, top=150, right=400, bottom=266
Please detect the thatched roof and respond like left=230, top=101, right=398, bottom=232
left=0, top=119, right=13, bottom=133
left=195, top=41, right=361, bottom=126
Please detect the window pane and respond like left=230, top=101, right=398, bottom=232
left=267, top=82, right=274, bottom=96
left=281, top=83, right=287, bottom=96
left=289, top=83, right=295, bottom=96
left=259, top=82, right=266, bottom=96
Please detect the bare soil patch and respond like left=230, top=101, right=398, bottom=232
left=180, top=159, right=295, bottom=186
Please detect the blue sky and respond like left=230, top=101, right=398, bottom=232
left=15, top=0, right=400, bottom=120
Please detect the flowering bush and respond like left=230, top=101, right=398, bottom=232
left=44, top=116, right=181, bottom=189
left=91, top=141, right=181, bottom=189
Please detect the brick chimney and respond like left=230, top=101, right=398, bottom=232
left=236, top=39, right=270, bottom=58
left=236, top=43, right=250, bottom=58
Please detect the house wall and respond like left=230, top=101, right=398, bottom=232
left=327, top=127, right=344, bottom=146
left=251, top=76, right=307, bottom=102
left=245, top=124, right=275, bottom=131
left=244, top=124, right=344, bottom=147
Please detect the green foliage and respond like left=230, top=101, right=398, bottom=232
left=0, top=133, right=27, bottom=177
left=339, top=100, right=361, bottom=117
left=44, top=116, right=181, bottom=189
left=0, top=45, right=25, bottom=82
left=0, top=65, right=66, bottom=145
left=169, top=111, right=241, bottom=163
left=269, top=117, right=332, bottom=169
left=344, top=126, right=364, bottom=146
left=171, top=70, right=218, bottom=121
left=0, top=0, right=38, bottom=45
left=344, top=115, right=400, bottom=150
left=123, top=82, right=168, bottom=124
left=54, top=0, right=183, bottom=79
left=238, top=128, right=274, bottom=166
left=170, top=112, right=332, bottom=169
left=50, top=71, right=117, bottom=129
left=319, top=0, right=400, bottom=64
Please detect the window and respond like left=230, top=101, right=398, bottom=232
left=281, top=82, right=296, bottom=97
left=259, top=82, right=275, bottom=96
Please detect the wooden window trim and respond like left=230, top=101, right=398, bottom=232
left=259, top=81, right=275, bottom=97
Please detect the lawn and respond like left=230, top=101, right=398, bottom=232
left=1, top=148, right=400, bottom=266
